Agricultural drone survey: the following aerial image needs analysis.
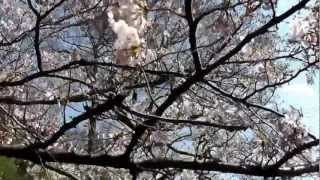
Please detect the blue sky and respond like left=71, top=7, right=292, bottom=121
left=276, top=0, right=319, bottom=136
left=276, top=73, right=319, bottom=135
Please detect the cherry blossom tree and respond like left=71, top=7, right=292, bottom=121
left=0, top=0, right=318, bottom=179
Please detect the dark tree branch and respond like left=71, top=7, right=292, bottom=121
left=185, top=0, right=202, bottom=72
left=28, top=95, right=125, bottom=149
left=0, top=60, right=184, bottom=87
left=0, top=146, right=130, bottom=168
left=0, top=146, right=316, bottom=178
left=34, top=17, right=43, bottom=72
left=0, top=94, right=90, bottom=105
left=27, top=0, right=40, bottom=16
left=40, top=0, right=67, bottom=20
left=202, top=80, right=284, bottom=117
left=120, top=104, right=248, bottom=132
left=27, top=0, right=43, bottom=72
left=270, top=139, right=319, bottom=169
left=243, top=61, right=319, bottom=100
left=137, top=159, right=318, bottom=177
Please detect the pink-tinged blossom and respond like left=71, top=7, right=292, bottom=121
left=107, top=0, right=147, bottom=65
left=214, top=14, right=232, bottom=34
left=109, top=19, right=141, bottom=50
left=288, top=19, right=309, bottom=43
left=115, top=49, right=129, bottom=65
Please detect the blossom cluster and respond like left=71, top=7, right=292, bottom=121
left=288, top=9, right=319, bottom=47
left=107, top=0, right=148, bottom=65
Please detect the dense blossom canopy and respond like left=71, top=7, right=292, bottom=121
left=0, top=0, right=318, bottom=179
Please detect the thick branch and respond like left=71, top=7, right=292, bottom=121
left=0, top=146, right=316, bottom=178
left=0, top=146, right=129, bottom=169
left=137, top=159, right=318, bottom=177
left=27, top=0, right=43, bottom=72
left=185, top=0, right=202, bottom=72
left=270, top=139, right=319, bottom=169
left=0, top=94, right=90, bottom=105
left=28, top=95, right=125, bottom=149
